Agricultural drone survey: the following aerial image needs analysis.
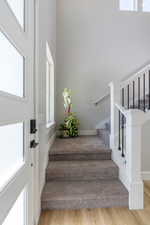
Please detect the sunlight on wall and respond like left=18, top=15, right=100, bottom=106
left=6, top=0, right=24, bottom=27
left=2, top=190, right=25, bottom=225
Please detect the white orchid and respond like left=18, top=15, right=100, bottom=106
left=63, top=88, right=72, bottom=114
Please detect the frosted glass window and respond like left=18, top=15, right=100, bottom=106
left=6, top=0, right=24, bottom=28
left=120, top=0, right=137, bottom=11
left=46, top=61, right=51, bottom=125
left=0, top=31, right=24, bottom=97
left=0, top=123, right=24, bottom=189
left=2, top=190, right=25, bottom=225
left=46, top=43, right=54, bottom=127
left=143, top=0, right=150, bottom=11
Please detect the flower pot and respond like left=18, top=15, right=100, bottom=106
left=59, top=130, right=69, bottom=138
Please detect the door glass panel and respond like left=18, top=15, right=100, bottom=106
left=0, top=123, right=24, bottom=189
left=0, top=31, right=24, bottom=97
left=2, top=189, right=26, bottom=225
left=6, top=0, right=24, bottom=28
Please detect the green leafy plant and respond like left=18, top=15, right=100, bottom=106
left=59, top=89, right=79, bottom=138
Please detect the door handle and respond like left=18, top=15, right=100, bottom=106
left=30, top=119, right=38, bottom=134
left=30, top=140, right=39, bottom=148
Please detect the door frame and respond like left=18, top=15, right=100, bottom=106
left=33, top=0, right=41, bottom=224
left=0, top=0, right=35, bottom=224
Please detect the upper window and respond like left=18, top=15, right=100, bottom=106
left=143, top=0, right=150, bottom=12
left=120, top=0, right=150, bottom=12
left=6, top=0, right=24, bottom=28
left=46, top=43, right=55, bottom=127
left=120, top=0, right=137, bottom=11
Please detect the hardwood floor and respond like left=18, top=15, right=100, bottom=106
left=39, top=181, right=150, bottom=225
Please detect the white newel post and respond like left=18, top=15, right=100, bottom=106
left=126, top=110, right=144, bottom=210
left=109, top=81, right=120, bottom=150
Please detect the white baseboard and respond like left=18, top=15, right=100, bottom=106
left=141, top=171, right=150, bottom=180
left=57, top=130, right=97, bottom=136
left=129, top=181, right=144, bottom=210
left=36, top=206, right=41, bottom=225
left=79, top=130, right=97, bottom=136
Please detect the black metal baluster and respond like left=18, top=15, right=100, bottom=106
left=118, top=111, right=121, bottom=150
left=122, top=88, right=125, bottom=107
left=143, top=74, right=146, bottom=112
left=121, top=89, right=125, bottom=157
left=121, top=113, right=125, bottom=157
left=127, top=85, right=130, bottom=109
left=133, top=81, right=135, bottom=109
left=138, top=77, right=140, bottom=109
left=149, top=71, right=150, bottom=110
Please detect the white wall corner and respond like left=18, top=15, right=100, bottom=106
left=129, top=181, right=144, bottom=210
left=37, top=132, right=56, bottom=225
left=141, top=171, right=150, bottom=181
left=40, top=132, right=56, bottom=196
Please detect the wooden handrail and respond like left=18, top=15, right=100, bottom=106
left=121, top=64, right=150, bottom=88
left=93, top=93, right=110, bottom=106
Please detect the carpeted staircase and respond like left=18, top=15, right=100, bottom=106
left=42, top=136, right=128, bottom=210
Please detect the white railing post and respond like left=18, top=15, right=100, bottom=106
left=126, top=110, right=144, bottom=210
left=109, top=81, right=120, bottom=149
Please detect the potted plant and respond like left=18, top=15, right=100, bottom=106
left=59, top=88, right=79, bottom=138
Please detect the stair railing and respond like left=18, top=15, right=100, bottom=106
left=121, top=65, right=150, bottom=111
left=115, top=103, right=126, bottom=158
left=109, top=66, right=150, bottom=210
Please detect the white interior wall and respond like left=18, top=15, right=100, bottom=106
left=56, top=0, right=150, bottom=131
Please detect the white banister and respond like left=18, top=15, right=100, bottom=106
left=121, top=64, right=150, bottom=88
left=109, top=79, right=145, bottom=210
left=126, top=110, right=144, bottom=209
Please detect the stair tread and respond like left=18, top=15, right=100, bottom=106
left=46, top=160, right=118, bottom=181
left=47, top=160, right=118, bottom=173
left=50, top=136, right=111, bottom=155
left=42, top=180, right=128, bottom=201
left=42, top=180, right=128, bottom=209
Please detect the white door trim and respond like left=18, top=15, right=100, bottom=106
left=0, top=0, right=35, bottom=224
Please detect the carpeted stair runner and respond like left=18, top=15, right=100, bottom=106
left=42, top=136, right=128, bottom=210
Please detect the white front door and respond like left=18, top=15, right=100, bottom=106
left=0, top=0, right=35, bottom=225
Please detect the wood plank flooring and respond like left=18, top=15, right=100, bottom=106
left=39, top=181, right=150, bottom=225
